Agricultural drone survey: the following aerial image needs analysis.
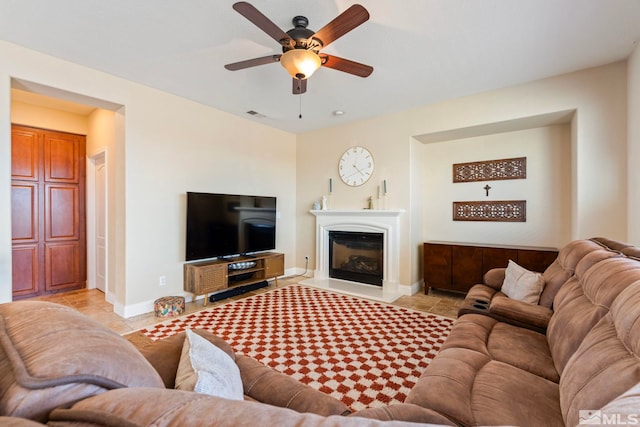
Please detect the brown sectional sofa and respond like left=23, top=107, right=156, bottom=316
left=406, top=237, right=640, bottom=426
left=0, top=300, right=452, bottom=426
left=1, top=237, right=639, bottom=426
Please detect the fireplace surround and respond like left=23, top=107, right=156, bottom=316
left=301, top=209, right=404, bottom=302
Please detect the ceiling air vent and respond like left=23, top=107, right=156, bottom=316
left=246, top=110, right=266, bottom=118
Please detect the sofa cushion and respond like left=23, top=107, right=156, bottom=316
left=502, top=260, right=545, bottom=304
left=442, top=314, right=558, bottom=382
left=0, top=301, right=164, bottom=422
left=559, top=282, right=640, bottom=426
left=405, top=347, right=563, bottom=426
left=175, top=329, right=243, bottom=400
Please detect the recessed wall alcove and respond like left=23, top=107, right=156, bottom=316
left=8, top=78, right=124, bottom=307
left=413, top=110, right=575, bottom=249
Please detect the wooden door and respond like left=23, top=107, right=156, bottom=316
left=11, top=125, right=86, bottom=299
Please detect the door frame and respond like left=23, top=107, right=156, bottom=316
left=86, top=148, right=107, bottom=294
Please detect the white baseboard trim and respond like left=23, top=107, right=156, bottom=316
left=115, top=276, right=285, bottom=318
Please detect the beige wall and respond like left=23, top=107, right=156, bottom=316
left=0, top=41, right=297, bottom=315
left=297, top=62, right=628, bottom=289
left=421, top=125, right=572, bottom=248
left=629, top=43, right=640, bottom=245
left=11, top=100, right=89, bottom=134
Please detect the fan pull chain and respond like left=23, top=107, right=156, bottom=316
left=299, top=91, right=302, bottom=119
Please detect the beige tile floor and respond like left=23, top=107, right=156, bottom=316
left=26, top=276, right=465, bottom=335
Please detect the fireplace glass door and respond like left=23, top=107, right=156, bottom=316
left=329, top=231, right=383, bottom=286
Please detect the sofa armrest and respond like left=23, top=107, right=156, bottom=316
left=49, top=388, right=427, bottom=427
left=236, top=355, right=350, bottom=416
left=489, top=294, right=552, bottom=332
left=0, top=417, right=46, bottom=426
left=350, top=404, right=456, bottom=425
left=457, top=284, right=498, bottom=317
left=458, top=286, right=551, bottom=332
left=483, top=268, right=506, bottom=290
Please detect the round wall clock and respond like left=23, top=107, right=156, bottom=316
left=338, top=146, right=375, bottom=187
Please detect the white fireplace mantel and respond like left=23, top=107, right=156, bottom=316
left=301, top=209, right=405, bottom=302
left=309, top=209, right=405, bottom=218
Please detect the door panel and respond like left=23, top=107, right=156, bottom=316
left=11, top=128, right=39, bottom=180
left=12, top=246, right=39, bottom=296
left=46, top=184, right=78, bottom=240
left=452, top=245, right=483, bottom=291
left=45, top=243, right=79, bottom=291
left=44, top=133, right=78, bottom=182
left=11, top=184, right=38, bottom=242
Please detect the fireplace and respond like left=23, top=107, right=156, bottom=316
left=329, top=231, right=383, bottom=286
left=302, top=209, right=405, bottom=302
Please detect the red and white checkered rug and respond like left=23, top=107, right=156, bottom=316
left=140, top=284, right=453, bottom=411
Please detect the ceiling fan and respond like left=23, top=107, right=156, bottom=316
left=224, top=2, right=374, bottom=95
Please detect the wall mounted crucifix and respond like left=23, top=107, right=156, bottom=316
left=484, top=184, right=491, bottom=196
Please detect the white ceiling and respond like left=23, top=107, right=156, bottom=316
left=2, top=0, right=640, bottom=134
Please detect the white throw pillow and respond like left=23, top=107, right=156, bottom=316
left=175, top=329, right=244, bottom=400
left=501, top=260, right=545, bottom=304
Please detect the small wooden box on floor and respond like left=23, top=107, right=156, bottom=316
left=423, top=242, right=558, bottom=294
left=184, top=252, right=284, bottom=305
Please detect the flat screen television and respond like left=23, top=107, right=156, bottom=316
left=185, top=192, right=277, bottom=261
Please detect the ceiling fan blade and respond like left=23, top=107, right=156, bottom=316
left=292, top=78, right=307, bottom=94
left=225, top=54, right=281, bottom=71
left=321, top=55, right=373, bottom=77
left=309, top=4, right=369, bottom=49
left=233, top=2, right=293, bottom=47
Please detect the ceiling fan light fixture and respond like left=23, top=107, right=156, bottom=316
left=280, top=49, right=321, bottom=79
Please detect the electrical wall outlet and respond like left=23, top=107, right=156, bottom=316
left=159, top=275, right=167, bottom=286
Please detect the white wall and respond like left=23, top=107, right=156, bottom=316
left=297, top=61, right=628, bottom=288
left=0, top=41, right=297, bottom=315
left=629, top=43, right=640, bottom=245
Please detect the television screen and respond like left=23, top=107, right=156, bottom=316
left=186, top=192, right=277, bottom=261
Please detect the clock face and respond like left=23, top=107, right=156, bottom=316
left=338, top=146, right=375, bottom=187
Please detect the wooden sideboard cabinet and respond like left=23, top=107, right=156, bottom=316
left=184, top=252, right=284, bottom=305
left=423, top=242, right=558, bottom=294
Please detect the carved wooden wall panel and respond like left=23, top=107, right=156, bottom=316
left=453, top=157, right=526, bottom=183
left=453, top=200, right=526, bottom=222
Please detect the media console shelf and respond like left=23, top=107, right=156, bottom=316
left=184, top=252, right=284, bottom=305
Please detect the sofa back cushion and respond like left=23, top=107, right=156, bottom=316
left=538, top=239, right=603, bottom=308
left=559, top=282, right=640, bottom=426
left=0, top=301, right=164, bottom=422
left=547, top=251, right=640, bottom=374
